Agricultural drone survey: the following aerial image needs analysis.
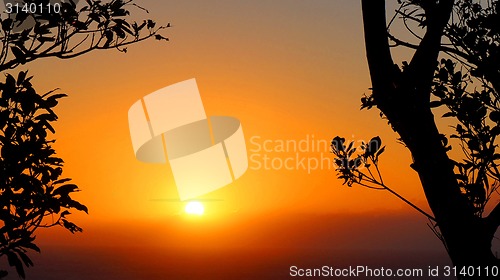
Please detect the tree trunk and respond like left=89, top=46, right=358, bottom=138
left=361, top=0, right=500, bottom=277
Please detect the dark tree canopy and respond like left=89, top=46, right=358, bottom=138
left=0, top=72, right=86, bottom=278
left=332, top=0, right=500, bottom=276
left=0, top=0, right=167, bottom=278
left=0, top=0, right=168, bottom=71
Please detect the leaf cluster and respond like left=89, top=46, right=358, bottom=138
left=0, top=0, right=165, bottom=278
left=446, top=0, right=500, bottom=82
left=431, top=58, right=500, bottom=216
left=0, top=71, right=87, bottom=278
left=382, top=0, right=500, bottom=218
left=0, top=0, right=169, bottom=71
left=331, top=136, right=385, bottom=188
left=330, top=136, right=435, bottom=221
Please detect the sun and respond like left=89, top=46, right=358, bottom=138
left=185, top=201, right=204, bottom=215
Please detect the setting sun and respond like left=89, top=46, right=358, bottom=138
left=185, top=201, right=205, bottom=215
left=7, top=1, right=477, bottom=279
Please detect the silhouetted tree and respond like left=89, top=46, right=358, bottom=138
left=332, top=0, right=500, bottom=277
left=0, top=0, right=167, bottom=71
left=0, top=72, right=87, bottom=278
left=0, top=0, right=168, bottom=278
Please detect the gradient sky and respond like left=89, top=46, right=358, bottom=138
left=2, top=1, right=483, bottom=279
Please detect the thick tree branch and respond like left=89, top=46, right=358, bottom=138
left=361, top=0, right=396, bottom=97
left=405, top=0, right=455, bottom=100
left=358, top=0, right=500, bottom=268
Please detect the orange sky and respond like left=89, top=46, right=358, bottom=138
left=1, top=1, right=471, bottom=278
left=20, top=0, right=430, bottom=221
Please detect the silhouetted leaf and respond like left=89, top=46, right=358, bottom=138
left=61, top=219, right=83, bottom=233
left=17, top=71, right=27, bottom=86
left=44, top=93, right=67, bottom=108
left=53, top=184, right=79, bottom=196
left=331, top=136, right=346, bottom=153
left=60, top=210, right=71, bottom=218
left=40, top=120, right=56, bottom=134
left=67, top=200, right=88, bottom=214
left=7, top=252, right=25, bottom=279
left=490, top=111, right=500, bottom=123
left=103, top=30, right=113, bottom=47
left=88, top=12, right=101, bottom=23
left=367, top=136, right=382, bottom=156
left=346, top=141, right=354, bottom=153
left=2, top=18, right=13, bottom=31
left=10, top=46, right=26, bottom=64
left=37, top=36, right=56, bottom=43
left=155, top=34, right=169, bottom=41
left=375, top=146, right=386, bottom=158
left=16, top=251, right=33, bottom=268
left=53, top=178, right=72, bottom=185
left=35, top=113, right=57, bottom=122
left=21, top=242, right=40, bottom=253
left=430, top=100, right=443, bottom=108
left=147, top=19, right=155, bottom=29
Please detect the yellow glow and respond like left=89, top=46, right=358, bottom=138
left=185, top=201, right=205, bottom=215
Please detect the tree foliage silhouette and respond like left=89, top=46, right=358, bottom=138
left=0, top=0, right=167, bottom=71
left=0, top=0, right=167, bottom=278
left=332, top=0, right=500, bottom=275
left=0, top=72, right=87, bottom=278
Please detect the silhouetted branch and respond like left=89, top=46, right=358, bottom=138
left=331, top=136, right=436, bottom=221
left=385, top=184, right=436, bottom=221
left=361, top=0, right=396, bottom=99
left=0, top=0, right=170, bottom=72
left=0, top=2, right=167, bottom=277
left=388, top=32, right=476, bottom=69
left=397, top=8, right=424, bottom=41
left=404, top=0, right=454, bottom=99
left=361, top=167, right=436, bottom=221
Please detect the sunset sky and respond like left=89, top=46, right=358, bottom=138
left=2, top=0, right=482, bottom=279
